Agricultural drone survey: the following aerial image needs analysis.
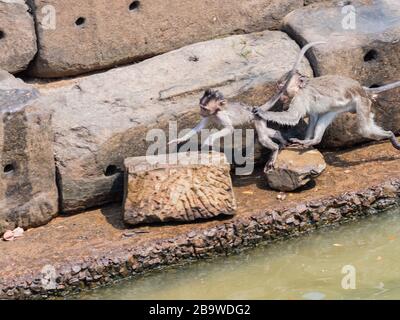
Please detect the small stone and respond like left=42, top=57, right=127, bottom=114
left=276, top=193, right=287, bottom=201
left=13, top=227, right=24, bottom=238
left=188, top=231, right=197, bottom=238
left=71, top=266, right=81, bottom=274
left=296, top=204, right=308, bottom=214
left=265, top=148, right=326, bottom=192
left=285, top=217, right=296, bottom=224
left=3, top=230, right=14, bottom=241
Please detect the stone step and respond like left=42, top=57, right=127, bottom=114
left=0, top=71, right=58, bottom=235
left=282, top=0, right=400, bottom=148
left=0, top=0, right=37, bottom=74
left=36, top=30, right=313, bottom=213
left=28, top=0, right=303, bottom=78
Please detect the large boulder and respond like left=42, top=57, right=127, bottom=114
left=0, top=0, right=37, bottom=74
left=0, top=71, right=58, bottom=235
left=283, top=0, right=400, bottom=148
left=28, top=0, right=303, bottom=78
left=124, top=152, right=236, bottom=225
left=265, top=148, right=326, bottom=191
left=36, top=31, right=313, bottom=213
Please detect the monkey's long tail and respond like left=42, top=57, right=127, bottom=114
left=259, top=41, right=327, bottom=112
left=291, top=41, right=327, bottom=73
left=364, top=81, right=400, bottom=94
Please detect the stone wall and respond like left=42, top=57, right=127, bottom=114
left=37, top=31, right=312, bottom=213
left=27, top=0, right=303, bottom=78
left=0, top=0, right=37, bottom=74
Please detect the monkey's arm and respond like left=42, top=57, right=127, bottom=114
left=254, top=98, right=305, bottom=127
left=168, top=117, right=210, bottom=144
left=203, top=111, right=234, bottom=147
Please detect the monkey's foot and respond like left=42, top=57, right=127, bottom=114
left=289, top=138, right=316, bottom=148
left=279, top=140, right=289, bottom=149
left=265, top=158, right=277, bottom=170
left=266, top=162, right=275, bottom=170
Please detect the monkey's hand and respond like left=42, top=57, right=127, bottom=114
left=252, top=107, right=268, bottom=121
left=252, top=107, right=261, bottom=117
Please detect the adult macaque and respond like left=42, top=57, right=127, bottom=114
left=169, top=89, right=287, bottom=167
left=254, top=45, right=400, bottom=149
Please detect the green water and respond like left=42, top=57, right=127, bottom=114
left=78, top=208, right=400, bottom=300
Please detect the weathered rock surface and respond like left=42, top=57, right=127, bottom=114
left=265, top=148, right=326, bottom=191
left=36, top=31, right=313, bottom=213
left=0, top=0, right=37, bottom=74
left=283, top=1, right=400, bottom=148
left=0, top=71, right=58, bottom=235
left=124, top=152, right=236, bottom=225
left=28, top=0, right=303, bottom=78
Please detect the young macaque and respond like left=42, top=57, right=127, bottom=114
left=169, top=89, right=287, bottom=167
left=254, top=44, right=400, bottom=150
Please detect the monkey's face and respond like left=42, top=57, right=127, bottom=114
left=199, top=89, right=226, bottom=117
left=277, top=72, right=307, bottom=104
left=200, top=99, right=226, bottom=117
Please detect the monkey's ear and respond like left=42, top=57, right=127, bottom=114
left=219, top=99, right=227, bottom=107
left=299, top=75, right=309, bottom=88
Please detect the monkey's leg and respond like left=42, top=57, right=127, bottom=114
left=291, top=112, right=337, bottom=147
left=291, top=113, right=319, bottom=144
left=273, top=130, right=288, bottom=147
left=254, top=120, right=280, bottom=168
left=305, top=113, right=319, bottom=140
left=356, top=99, right=400, bottom=150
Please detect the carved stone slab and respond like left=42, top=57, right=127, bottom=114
left=123, top=152, right=237, bottom=225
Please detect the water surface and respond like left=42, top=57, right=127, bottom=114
left=77, top=208, right=400, bottom=300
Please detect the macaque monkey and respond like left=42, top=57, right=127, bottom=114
left=169, top=89, right=287, bottom=167
left=254, top=43, right=400, bottom=150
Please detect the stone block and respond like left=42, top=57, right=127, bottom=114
left=28, top=0, right=303, bottom=77
left=0, top=71, right=58, bottom=235
left=123, top=152, right=236, bottom=225
left=0, top=0, right=37, bottom=74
